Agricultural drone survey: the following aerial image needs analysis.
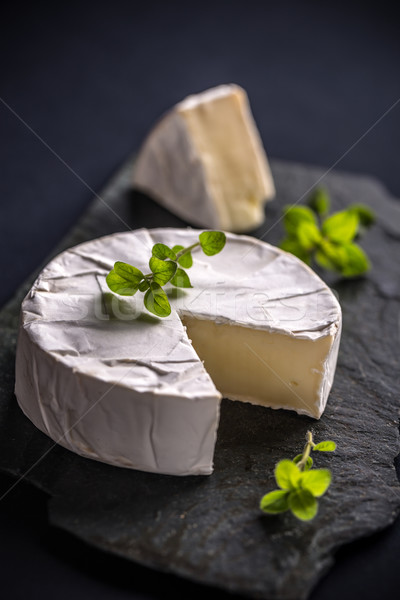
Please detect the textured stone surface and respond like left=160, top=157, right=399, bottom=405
left=1, top=158, right=400, bottom=600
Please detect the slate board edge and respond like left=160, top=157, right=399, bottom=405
left=44, top=505, right=400, bottom=600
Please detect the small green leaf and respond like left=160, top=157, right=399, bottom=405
left=138, top=280, right=150, bottom=292
left=322, top=210, right=359, bottom=243
left=348, top=204, right=375, bottom=228
left=300, top=469, right=332, bottom=498
left=313, top=441, right=336, bottom=452
left=199, top=231, right=226, bottom=256
left=172, top=245, right=193, bottom=268
left=106, top=262, right=144, bottom=296
left=144, top=282, right=171, bottom=317
left=152, top=243, right=177, bottom=261
left=315, top=248, right=338, bottom=272
left=279, top=238, right=312, bottom=265
left=149, top=256, right=177, bottom=285
left=113, top=262, right=144, bottom=281
left=293, top=455, right=313, bottom=471
left=170, top=268, right=192, bottom=288
left=308, top=188, right=330, bottom=216
left=260, top=490, right=290, bottom=514
left=288, top=489, right=318, bottom=521
left=297, top=221, right=322, bottom=251
left=316, top=240, right=369, bottom=277
left=339, top=243, right=370, bottom=277
left=275, top=459, right=301, bottom=491
left=315, top=239, right=348, bottom=272
left=283, top=206, right=317, bottom=237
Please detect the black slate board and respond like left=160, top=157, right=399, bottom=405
left=1, top=158, right=400, bottom=600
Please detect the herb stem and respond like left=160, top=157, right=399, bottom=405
left=143, top=242, right=200, bottom=281
left=297, top=431, right=315, bottom=471
left=139, top=243, right=201, bottom=284
left=175, top=242, right=200, bottom=259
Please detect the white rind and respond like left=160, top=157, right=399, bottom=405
left=133, top=111, right=221, bottom=229
left=15, top=228, right=342, bottom=475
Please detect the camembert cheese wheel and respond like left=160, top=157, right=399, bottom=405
left=15, top=229, right=341, bottom=476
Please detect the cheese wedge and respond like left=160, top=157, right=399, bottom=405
left=15, top=229, right=341, bottom=476
left=133, top=85, right=275, bottom=232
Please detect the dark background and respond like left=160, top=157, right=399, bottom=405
left=1, top=1, right=400, bottom=598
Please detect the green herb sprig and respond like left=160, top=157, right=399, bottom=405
left=260, top=431, right=336, bottom=521
left=280, top=187, right=375, bottom=277
left=106, top=231, right=226, bottom=318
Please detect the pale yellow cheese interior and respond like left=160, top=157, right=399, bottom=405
left=178, top=88, right=273, bottom=232
left=182, top=316, right=334, bottom=418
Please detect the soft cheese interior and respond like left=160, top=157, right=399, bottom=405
left=182, top=317, right=336, bottom=418
left=133, top=85, right=275, bottom=232
left=178, top=86, right=274, bottom=232
left=15, top=228, right=342, bottom=476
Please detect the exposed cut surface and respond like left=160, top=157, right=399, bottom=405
left=182, top=316, right=335, bottom=418
left=179, top=87, right=272, bottom=231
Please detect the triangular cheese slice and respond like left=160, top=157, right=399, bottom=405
left=133, top=85, right=275, bottom=232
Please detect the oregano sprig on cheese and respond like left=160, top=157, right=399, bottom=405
left=280, top=187, right=375, bottom=277
left=106, top=231, right=226, bottom=318
left=260, top=431, right=336, bottom=521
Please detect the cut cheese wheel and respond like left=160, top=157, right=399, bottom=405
left=15, top=229, right=341, bottom=476
left=133, top=85, right=275, bottom=232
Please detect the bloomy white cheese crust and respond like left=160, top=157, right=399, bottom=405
left=15, top=229, right=341, bottom=476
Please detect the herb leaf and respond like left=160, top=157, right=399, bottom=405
left=301, top=469, right=331, bottom=497
left=170, top=268, right=192, bottom=288
left=283, top=206, right=317, bottom=237
left=144, top=283, right=171, bottom=317
left=279, top=238, right=312, bottom=265
left=199, top=231, right=226, bottom=256
left=316, top=238, right=348, bottom=269
left=349, top=204, right=375, bottom=227
left=313, top=441, right=336, bottom=452
left=315, top=246, right=341, bottom=271
left=275, top=459, right=301, bottom=490
left=149, top=256, right=177, bottom=285
left=308, top=187, right=330, bottom=216
left=172, top=245, right=193, bottom=268
left=260, top=490, right=290, bottom=514
left=106, top=262, right=144, bottom=296
left=316, top=240, right=370, bottom=277
left=339, top=243, right=370, bottom=277
left=152, top=243, right=177, bottom=261
left=288, top=489, right=318, bottom=521
left=138, top=280, right=150, bottom=292
left=297, top=221, right=322, bottom=250
left=322, top=210, right=359, bottom=243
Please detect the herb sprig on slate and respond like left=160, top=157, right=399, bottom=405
left=106, top=231, right=226, bottom=318
left=260, top=431, right=336, bottom=521
left=280, top=188, right=375, bottom=277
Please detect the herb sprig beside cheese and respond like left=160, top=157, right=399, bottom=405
left=260, top=431, right=336, bottom=521
left=280, top=188, right=375, bottom=277
left=106, top=231, right=226, bottom=317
